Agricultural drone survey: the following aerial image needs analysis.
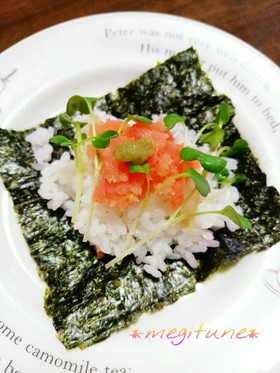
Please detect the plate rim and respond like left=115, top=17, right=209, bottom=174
left=0, top=10, right=280, bottom=373
left=1, top=11, right=279, bottom=73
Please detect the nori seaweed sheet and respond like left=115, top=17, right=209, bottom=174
left=0, top=48, right=279, bottom=349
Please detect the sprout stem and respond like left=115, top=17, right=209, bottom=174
left=192, top=122, right=215, bottom=145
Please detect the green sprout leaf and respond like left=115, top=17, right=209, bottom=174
left=128, top=115, right=152, bottom=124
left=220, top=206, right=252, bottom=229
left=215, top=168, right=229, bottom=183
left=180, top=148, right=200, bottom=161
left=164, top=113, right=186, bottom=130
left=59, top=113, right=87, bottom=129
left=180, top=148, right=227, bottom=173
left=194, top=103, right=231, bottom=148
left=49, top=135, right=76, bottom=147
left=200, top=124, right=224, bottom=150
left=66, top=95, right=98, bottom=116
left=129, top=163, right=151, bottom=175
left=201, top=155, right=226, bottom=173
left=59, top=113, right=73, bottom=125
left=221, top=139, right=248, bottom=157
left=186, top=168, right=211, bottom=197
left=231, top=173, right=247, bottom=184
left=91, top=130, right=118, bottom=149
left=215, top=102, right=231, bottom=126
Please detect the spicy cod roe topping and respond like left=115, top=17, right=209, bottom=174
left=86, top=117, right=198, bottom=209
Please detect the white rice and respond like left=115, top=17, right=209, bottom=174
left=25, top=127, right=55, bottom=170
left=26, top=114, right=241, bottom=278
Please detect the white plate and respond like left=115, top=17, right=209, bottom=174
left=0, top=12, right=280, bottom=373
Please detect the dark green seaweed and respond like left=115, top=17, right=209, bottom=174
left=0, top=48, right=279, bottom=349
left=98, top=48, right=235, bottom=137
